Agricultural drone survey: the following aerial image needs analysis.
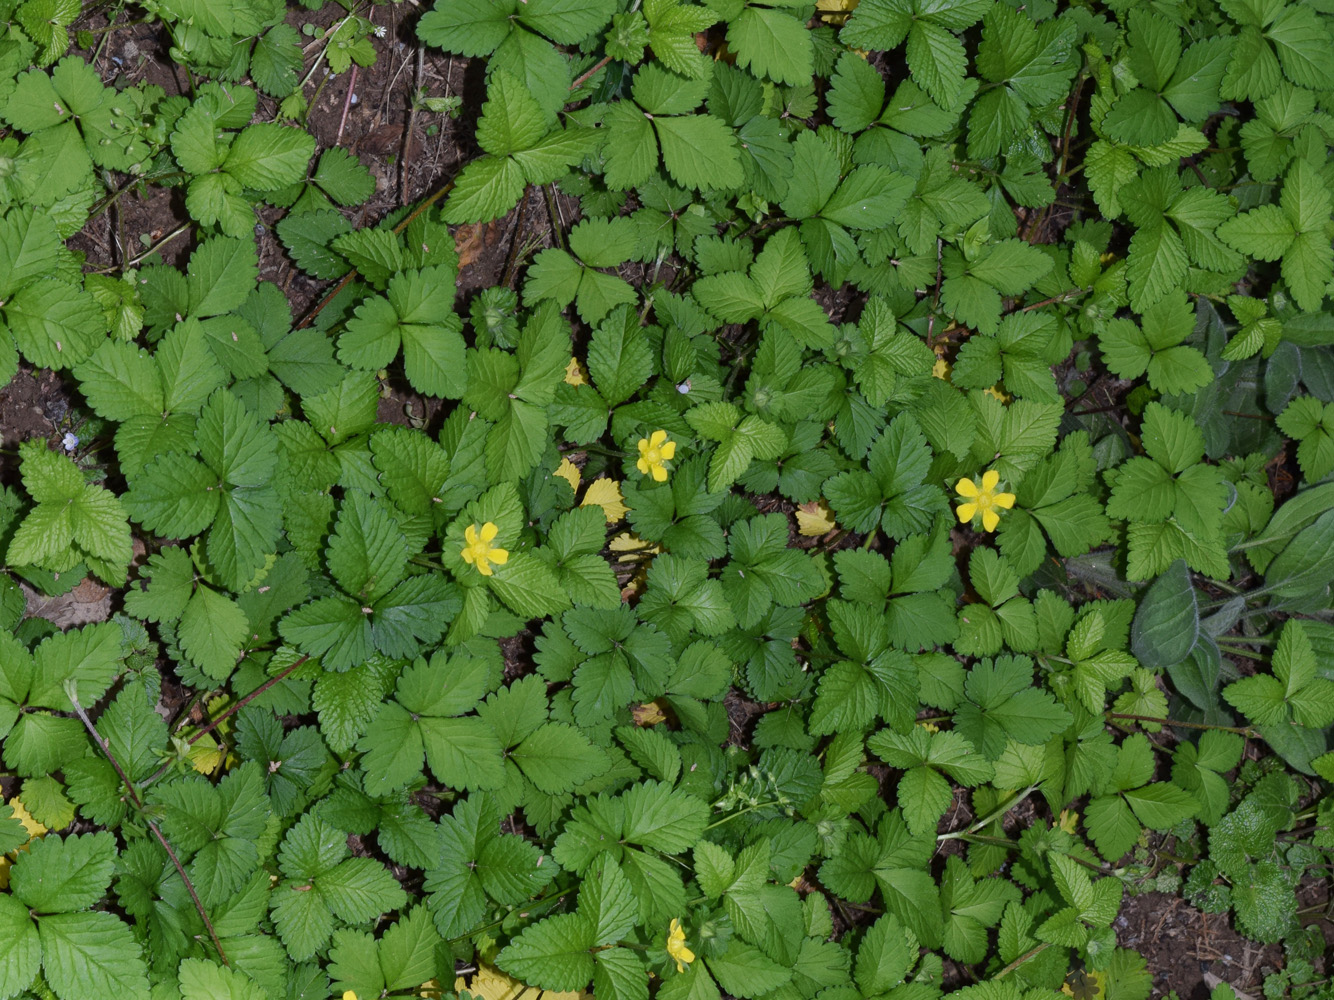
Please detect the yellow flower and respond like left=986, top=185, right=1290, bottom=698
left=955, top=469, right=1015, bottom=533
left=343, top=992, right=359, bottom=1000
left=461, top=522, right=509, bottom=577
left=666, top=918, right=696, bottom=973
left=636, top=430, right=676, bottom=482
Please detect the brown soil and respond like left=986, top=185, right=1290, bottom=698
left=1117, top=892, right=1284, bottom=1000
left=0, top=368, right=68, bottom=452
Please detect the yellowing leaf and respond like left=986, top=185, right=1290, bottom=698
left=608, top=531, right=660, bottom=562
left=1062, top=969, right=1105, bottom=1000
left=187, top=728, right=230, bottom=775
left=816, top=0, right=858, bottom=24
left=21, top=778, right=74, bottom=832
left=0, top=795, right=49, bottom=890
left=456, top=965, right=590, bottom=1000
left=796, top=500, right=836, bottom=536
left=633, top=701, right=668, bottom=726
left=9, top=796, right=49, bottom=841
left=554, top=457, right=581, bottom=492
left=564, top=357, right=589, bottom=386
left=582, top=478, right=628, bottom=523
left=1058, top=809, right=1079, bottom=835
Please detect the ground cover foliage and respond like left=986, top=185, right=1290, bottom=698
left=0, top=0, right=1333, bottom=995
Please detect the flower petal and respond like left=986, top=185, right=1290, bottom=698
left=480, top=522, right=498, bottom=543
left=957, top=503, right=977, bottom=523
left=637, top=457, right=650, bottom=475
left=464, top=524, right=479, bottom=545
left=994, top=492, right=1016, bottom=509
left=955, top=478, right=979, bottom=498
left=638, top=438, right=650, bottom=454
left=488, top=547, right=509, bottom=566
left=651, top=429, right=667, bottom=446
left=651, top=463, right=668, bottom=482
left=982, top=469, right=1000, bottom=491
left=982, top=508, right=1000, bottom=532
left=659, top=441, right=676, bottom=460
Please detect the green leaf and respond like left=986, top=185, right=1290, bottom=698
left=9, top=832, right=115, bottom=913
left=727, top=8, right=812, bottom=85
left=312, top=147, right=375, bottom=206
left=707, top=940, right=793, bottom=999
left=497, top=913, right=596, bottom=992
left=1217, top=203, right=1293, bottom=261
left=906, top=21, right=968, bottom=111
left=224, top=122, right=315, bottom=190
left=479, top=547, right=567, bottom=618
left=621, top=780, right=709, bottom=852
left=1130, top=559, right=1199, bottom=668
left=0, top=895, right=41, bottom=1000
left=178, top=959, right=267, bottom=1000
left=417, top=0, right=514, bottom=54
left=379, top=906, right=443, bottom=991
left=653, top=115, right=743, bottom=192
left=855, top=913, right=917, bottom=995
left=1123, top=782, right=1199, bottom=828
left=27, top=622, right=121, bottom=711
left=511, top=722, right=609, bottom=793
left=39, top=910, right=150, bottom=1000
left=5, top=279, right=105, bottom=369
left=477, top=70, right=551, bottom=156
left=443, top=155, right=527, bottom=224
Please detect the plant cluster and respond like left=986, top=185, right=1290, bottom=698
left=1, top=0, right=1334, bottom=997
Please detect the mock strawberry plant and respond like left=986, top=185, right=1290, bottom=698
left=0, top=0, right=1333, bottom=997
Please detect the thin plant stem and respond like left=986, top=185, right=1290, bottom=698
left=401, top=42, right=425, bottom=200
left=187, top=654, right=311, bottom=747
left=68, top=689, right=230, bottom=966
left=139, top=655, right=310, bottom=788
left=938, top=784, right=1038, bottom=841
left=501, top=186, right=532, bottom=288
left=1106, top=711, right=1255, bottom=736
left=104, top=221, right=192, bottom=272
left=570, top=54, right=613, bottom=92
left=704, top=800, right=782, bottom=830
left=335, top=64, right=358, bottom=147
left=543, top=183, right=566, bottom=251
left=994, top=941, right=1052, bottom=978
